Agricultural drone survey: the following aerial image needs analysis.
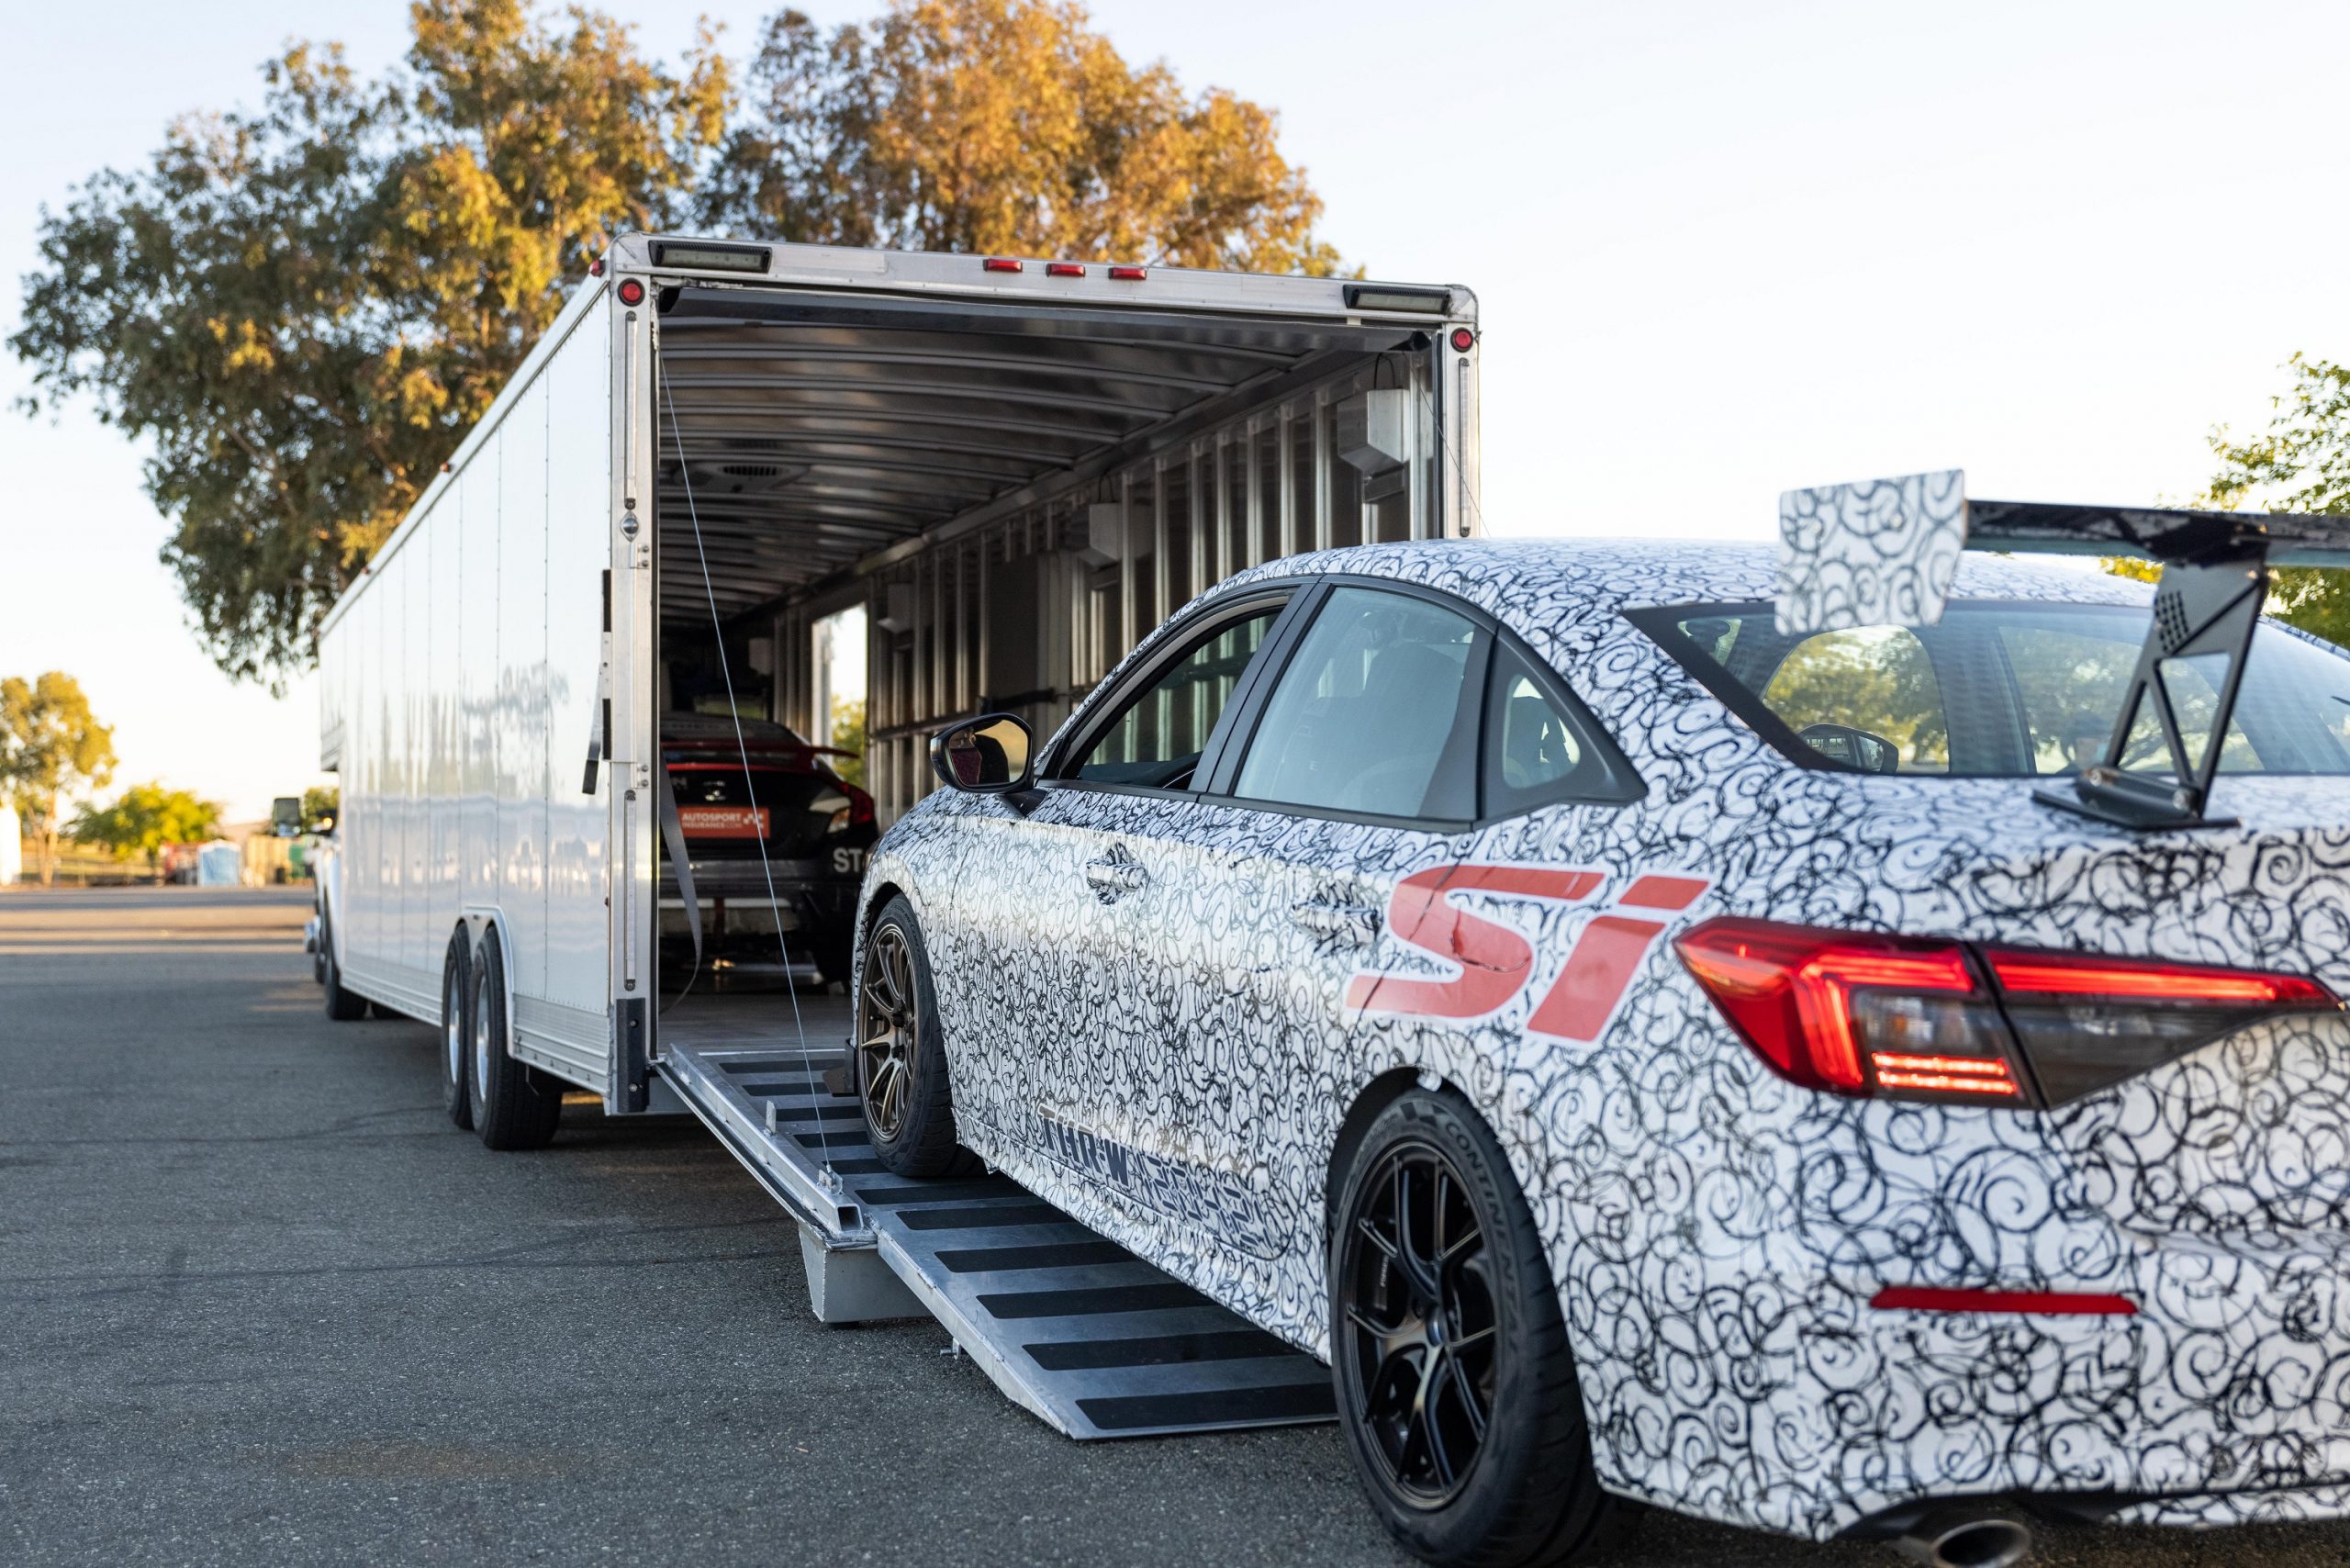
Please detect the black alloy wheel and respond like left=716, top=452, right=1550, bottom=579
left=1332, top=1091, right=1624, bottom=1568
left=1344, top=1141, right=1499, bottom=1506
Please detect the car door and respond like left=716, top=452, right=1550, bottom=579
left=968, top=588, right=1304, bottom=1226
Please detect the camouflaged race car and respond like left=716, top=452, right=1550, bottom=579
left=849, top=475, right=2350, bottom=1567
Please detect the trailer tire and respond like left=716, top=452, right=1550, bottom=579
left=440, top=935, right=474, bottom=1130
left=469, top=935, right=563, bottom=1150
left=1330, top=1091, right=1625, bottom=1568
left=320, top=916, right=369, bottom=1022
left=854, top=897, right=970, bottom=1178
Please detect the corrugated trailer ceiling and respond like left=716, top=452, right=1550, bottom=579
left=653, top=286, right=1421, bottom=622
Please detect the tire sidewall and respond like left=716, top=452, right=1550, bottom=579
left=1330, top=1091, right=1575, bottom=1564
left=858, top=896, right=953, bottom=1172
left=441, top=937, right=473, bottom=1129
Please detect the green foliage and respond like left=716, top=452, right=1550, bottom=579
left=829, top=695, right=867, bottom=790
left=0, top=672, right=118, bottom=886
left=14, top=0, right=1345, bottom=689
left=10, top=2, right=728, bottom=689
left=301, top=784, right=341, bottom=832
left=2103, top=354, right=2350, bottom=647
left=69, top=782, right=223, bottom=879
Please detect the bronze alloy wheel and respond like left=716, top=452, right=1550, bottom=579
left=1338, top=1139, right=1500, bottom=1507
left=856, top=924, right=919, bottom=1141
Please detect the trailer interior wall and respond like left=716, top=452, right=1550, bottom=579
left=316, top=286, right=616, bottom=1088
left=651, top=286, right=1477, bottom=822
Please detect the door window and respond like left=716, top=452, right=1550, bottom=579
left=1231, top=587, right=1484, bottom=820
left=1069, top=603, right=1283, bottom=788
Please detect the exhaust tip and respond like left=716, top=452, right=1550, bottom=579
left=1893, top=1507, right=2032, bottom=1568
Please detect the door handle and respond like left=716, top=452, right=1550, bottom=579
left=1084, top=844, right=1147, bottom=902
left=1290, top=899, right=1381, bottom=948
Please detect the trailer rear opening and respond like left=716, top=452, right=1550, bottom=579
left=313, top=232, right=1479, bottom=1440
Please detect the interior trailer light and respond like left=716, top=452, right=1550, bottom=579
left=1345, top=284, right=1452, bottom=314
left=650, top=241, right=770, bottom=274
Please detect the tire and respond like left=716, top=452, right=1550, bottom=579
left=1330, top=1091, right=1624, bottom=1568
left=854, top=897, right=968, bottom=1178
left=320, top=916, right=369, bottom=1021
left=468, top=934, right=563, bottom=1150
left=440, top=935, right=474, bottom=1130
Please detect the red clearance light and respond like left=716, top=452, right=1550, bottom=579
left=1985, top=948, right=2334, bottom=1006
left=1871, top=1286, right=2135, bottom=1316
left=1046, top=262, right=1084, bottom=277
left=983, top=257, right=1023, bottom=274
left=1449, top=326, right=1476, bottom=352
left=616, top=278, right=646, bottom=307
left=589, top=258, right=606, bottom=277
left=1108, top=264, right=1147, bottom=280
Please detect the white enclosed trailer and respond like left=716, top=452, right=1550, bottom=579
left=314, top=233, right=1480, bottom=1432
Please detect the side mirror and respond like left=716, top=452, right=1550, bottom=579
left=1797, top=722, right=1900, bottom=775
left=930, top=713, right=1035, bottom=794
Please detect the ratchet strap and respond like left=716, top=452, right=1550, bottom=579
left=655, top=760, right=701, bottom=971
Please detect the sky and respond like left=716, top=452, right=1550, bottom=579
left=6, top=0, right=2347, bottom=820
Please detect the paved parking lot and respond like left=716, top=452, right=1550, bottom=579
left=4, top=887, right=2344, bottom=1567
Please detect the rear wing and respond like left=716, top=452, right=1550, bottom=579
left=1776, top=470, right=2350, bottom=832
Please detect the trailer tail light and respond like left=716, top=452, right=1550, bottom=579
left=1983, top=946, right=2337, bottom=1104
left=1108, top=265, right=1147, bottom=281
left=1046, top=262, right=1084, bottom=277
left=617, top=278, right=646, bottom=307
left=1449, top=326, right=1476, bottom=352
left=1676, top=916, right=2340, bottom=1107
left=1674, top=918, right=2017, bottom=1101
left=983, top=258, right=1023, bottom=274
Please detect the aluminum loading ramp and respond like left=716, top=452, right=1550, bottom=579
left=657, top=1000, right=1335, bottom=1439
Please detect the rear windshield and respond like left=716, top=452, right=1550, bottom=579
left=1633, top=599, right=2350, bottom=778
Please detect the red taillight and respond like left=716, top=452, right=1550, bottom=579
left=1984, top=949, right=2332, bottom=1006
left=1449, top=326, right=1476, bottom=352
left=1046, top=262, right=1084, bottom=277
left=845, top=783, right=876, bottom=826
left=616, top=278, right=645, bottom=306
left=1678, top=915, right=2340, bottom=1107
left=1107, top=264, right=1147, bottom=280
left=1676, top=918, right=2014, bottom=1098
left=983, top=257, right=1023, bottom=274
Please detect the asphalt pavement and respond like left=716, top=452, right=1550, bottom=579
left=3, top=887, right=2340, bottom=1567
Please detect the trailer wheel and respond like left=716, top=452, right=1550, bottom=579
left=468, top=934, right=563, bottom=1150
left=855, top=897, right=969, bottom=1178
left=440, top=935, right=474, bottom=1130
left=320, top=916, right=368, bottom=1022
left=1330, top=1091, right=1624, bottom=1568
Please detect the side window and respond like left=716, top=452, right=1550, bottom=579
left=1759, top=626, right=1951, bottom=774
left=1231, top=587, right=1484, bottom=820
left=1068, top=603, right=1283, bottom=788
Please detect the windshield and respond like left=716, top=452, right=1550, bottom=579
left=1635, top=599, right=2350, bottom=778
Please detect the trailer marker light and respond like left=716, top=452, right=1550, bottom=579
left=589, top=259, right=606, bottom=277
left=1046, top=262, right=1084, bottom=277
left=616, top=278, right=646, bottom=307
left=1449, top=327, right=1476, bottom=352
left=1108, top=265, right=1147, bottom=281
left=984, top=258, right=1024, bottom=274
left=1871, top=1286, right=2135, bottom=1316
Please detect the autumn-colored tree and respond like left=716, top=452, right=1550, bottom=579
left=703, top=1, right=1346, bottom=274
left=16, top=0, right=1344, bottom=688
left=11, top=2, right=728, bottom=688
left=0, top=673, right=118, bottom=886
left=302, top=785, right=342, bottom=833
left=69, top=783, right=223, bottom=883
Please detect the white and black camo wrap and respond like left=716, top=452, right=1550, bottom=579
left=1776, top=468, right=1967, bottom=634
left=854, top=539, right=2350, bottom=1540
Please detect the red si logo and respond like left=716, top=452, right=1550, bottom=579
left=1346, top=864, right=1708, bottom=1042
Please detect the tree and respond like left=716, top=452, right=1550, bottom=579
left=0, top=673, right=118, bottom=886
left=702, top=1, right=1347, bottom=274
left=11, top=2, right=728, bottom=689
left=69, top=783, right=222, bottom=883
left=16, top=0, right=1343, bottom=689
left=828, top=695, right=867, bottom=789
left=301, top=784, right=341, bottom=833
left=2108, top=354, right=2350, bottom=647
